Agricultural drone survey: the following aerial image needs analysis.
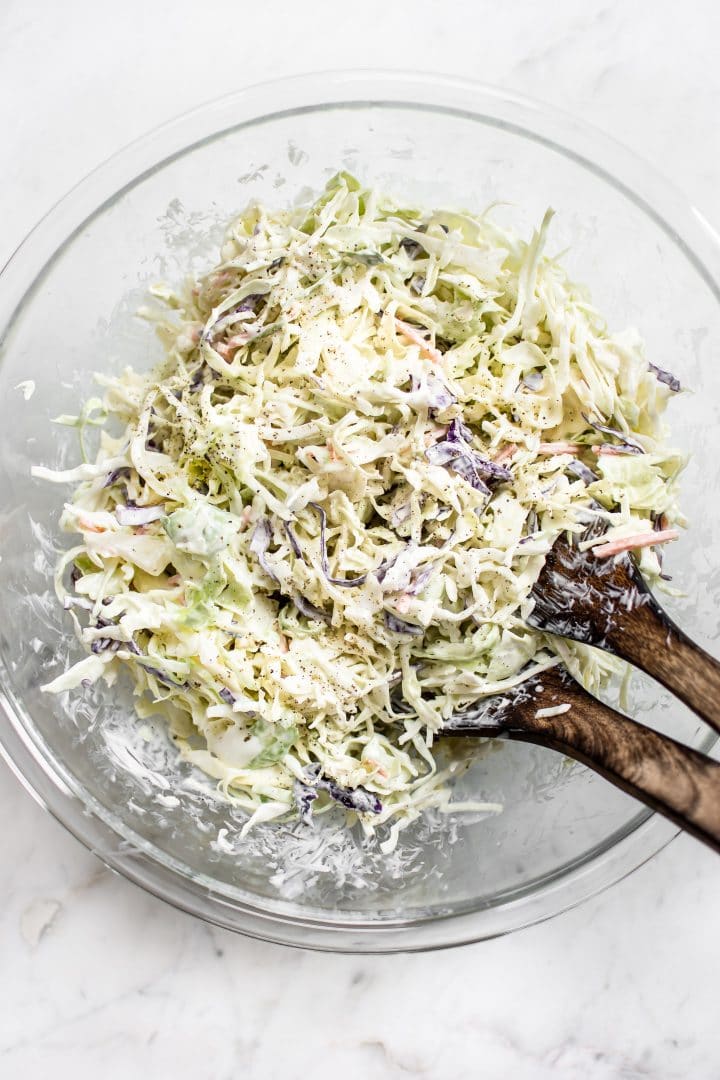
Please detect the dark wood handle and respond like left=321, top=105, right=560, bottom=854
left=605, top=602, right=720, bottom=737
left=506, top=667, right=720, bottom=854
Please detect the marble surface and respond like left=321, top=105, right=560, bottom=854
left=2, top=1, right=720, bottom=1076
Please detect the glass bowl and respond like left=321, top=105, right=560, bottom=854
left=1, top=71, right=719, bottom=953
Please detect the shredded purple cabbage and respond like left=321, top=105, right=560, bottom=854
left=219, top=687, right=236, bottom=706
left=319, top=778, right=382, bottom=814
left=202, top=293, right=265, bottom=344
left=249, top=518, right=281, bottom=583
left=475, top=458, right=512, bottom=484
left=103, top=467, right=131, bottom=489
left=89, top=615, right=120, bottom=655
left=649, top=362, right=681, bottom=393
left=145, top=413, right=163, bottom=453
left=426, top=442, right=489, bottom=494
left=115, top=504, right=165, bottom=527
left=190, top=364, right=209, bottom=391
left=522, top=371, right=544, bottom=391
left=389, top=502, right=412, bottom=528
left=376, top=544, right=434, bottom=596
left=295, top=766, right=383, bottom=822
left=582, top=413, right=644, bottom=454
left=139, top=663, right=188, bottom=689
left=566, top=459, right=599, bottom=485
left=89, top=634, right=140, bottom=657
left=445, top=417, right=472, bottom=444
left=283, top=520, right=302, bottom=558
left=237, top=293, right=264, bottom=313
left=91, top=624, right=175, bottom=681
left=426, top=419, right=511, bottom=493
left=375, top=550, right=401, bottom=584
left=425, top=372, right=456, bottom=416
left=406, top=563, right=435, bottom=595
left=293, top=594, right=332, bottom=624
left=293, top=779, right=319, bottom=824
left=384, top=611, right=424, bottom=636
left=91, top=638, right=120, bottom=654
left=309, top=504, right=368, bottom=587
left=426, top=504, right=452, bottom=522
left=293, top=773, right=382, bottom=820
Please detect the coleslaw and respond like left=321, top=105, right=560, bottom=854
left=35, top=172, right=685, bottom=845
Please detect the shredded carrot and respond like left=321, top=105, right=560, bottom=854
left=215, top=333, right=248, bottom=361
left=227, top=332, right=249, bottom=348
left=592, top=528, right=679, bottom=559
left=395, top=317, right=443, bottom=364
left=78, top=516, right=106, bottom=534
left=537, top=442, right=581, bottom=455
left=493, top=443, right=518, bottom=464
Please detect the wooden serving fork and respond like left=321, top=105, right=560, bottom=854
left=443, top=664, right=720, bottom=853
left=440, top=536, right=720, bottom=854
left=528, top=534, right=720, bottom=735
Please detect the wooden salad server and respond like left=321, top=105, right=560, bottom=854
left=527, top=533, right=720, bottom=735
left=441, top=663, right=720, bottom=854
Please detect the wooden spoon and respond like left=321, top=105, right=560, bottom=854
left=527, top=534, right=720, bottom=734
left=442, top=663, right=720, bottom=853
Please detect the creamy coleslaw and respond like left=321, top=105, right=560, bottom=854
left=35, top=172, right=685, bottom=845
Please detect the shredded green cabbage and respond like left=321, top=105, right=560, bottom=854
left=35, top=172, right=685, bottom=844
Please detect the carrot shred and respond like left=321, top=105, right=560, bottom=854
left=493, top=443, right=518, bottom=464
left=394, top=317, right=443, bottom=364
left=592, top=528, right=679, bottom=559
left=77, top=515, right=106, bottom=534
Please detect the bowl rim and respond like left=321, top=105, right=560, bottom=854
left=1, top=68, right=717, bottom=952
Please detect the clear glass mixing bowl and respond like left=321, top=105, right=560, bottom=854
left=1, top=72, right=719, bottom=952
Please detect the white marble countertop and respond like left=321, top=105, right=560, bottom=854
left=2, top=1, right=720, bottom=1076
